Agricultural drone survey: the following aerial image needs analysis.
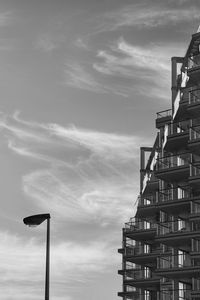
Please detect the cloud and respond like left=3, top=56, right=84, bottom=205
left=64, top=62, right=128, bottom=96
left=35, top=34, right=66, bottom=53
left=93, top=38, right=183, bottom=99
left=0, top=230, right=116, bottom=299
left=97, top=3, right=200, bottom=31
left=0, top=112, right=142, bottom=227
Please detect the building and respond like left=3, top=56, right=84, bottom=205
left=118, top=29, right=200, bottom=300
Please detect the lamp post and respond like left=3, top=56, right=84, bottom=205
left=23, top=213, right=51, bottom=300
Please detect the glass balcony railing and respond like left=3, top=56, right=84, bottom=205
left=156, top=109, right=172, bottom=119
left=190, top=164, right=200, bottom=176
left=125, top=219, right=157, bottom=232
left=190, top=125, right=200, bottom=140
left=188, top=54, right=200, bottom=69
left=157, top=220, right=190, bottom=236
left=138, top=194, right=157, bottom=206
left=191, top=201, right=200, bottom=214
left=124, top=268, right=153, bottom=280
left=188, top=88, right=200, bottom=104
left=158, top=186, right=191, bottom=202
left=156, top=153, right=190, bottom=171
left=160, top=289, right=191, bottom=300
left=157, top=254, right=192, bottom=269
left=124, top=244, right=160, bottom=256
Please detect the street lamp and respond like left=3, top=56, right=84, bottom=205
left=23, top=213, right=51, bottom=300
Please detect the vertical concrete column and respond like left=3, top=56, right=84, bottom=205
left=171, top=57, right=178, bottom=104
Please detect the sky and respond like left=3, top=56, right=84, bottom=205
left=0, top=0, right=199, bottom=299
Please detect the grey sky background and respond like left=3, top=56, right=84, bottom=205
left=0, top=0, right=199, bottom=299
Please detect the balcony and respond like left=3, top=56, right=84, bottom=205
left=160, top=288, right=191, bottom=300
left=156, top=109, right=172, bottom=129
left=163, top=120, right=189, bottom=152
left=187, top=54, right=200, bottom=83
left=190, top=201, right=200, bottom=222
left=121, top=268, right=160, bottom=290
left=156, top=186, right=191, bottom=214
left=155, top=153, right=190, bottom=182
left=118, top=288, right=139, bottom=299
left=187, top=88, right=200, bottom=117
left=118, top=289, right=155, bottom=299
left=156, top=220, right=200, bottom=247
left=188, top=125, right=200, bottom=154
left=156, top=253, right=200, bottom=278
left=123, top=243, right=161, bottom=267
left=136, top=194, right=158, bottom=218
left=189, top=164, right=200, bottom=190
left=124, top=219, right=157, bottom=242
left=142, top=171, right=159, bottom=195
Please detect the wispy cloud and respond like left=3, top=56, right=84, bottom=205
left=0, top=230, right=116, bottom=299
left=0, top=112, right=143, bottom=226
left=93, top=38, right=184, bottom=99
left=97, top=3, right=200, bottom=31
left=35, top=34, right=66, bottom=53
left=64, top=62, right=129, bottom=96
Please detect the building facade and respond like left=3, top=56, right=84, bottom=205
left=118, top=30, right=200, bottom=300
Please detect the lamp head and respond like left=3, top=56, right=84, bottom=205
left=23, top=213, right=50, bottom=227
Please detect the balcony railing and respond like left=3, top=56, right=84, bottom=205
left=157, top=220, right=190, bottom=236
left=191, top=201, right=200, bottom=214
left=124, top=268, right=152, bottom=280
left=160, top=289, right=191, bottom=300
left=188, top=54, right=200, bottom=70
left=138, top=194, right=157, bottom=206
left=156, top=109, right=172, bottom=119
left=157, top=254, right=192, bottom=269
left=124, top=244, right=160, bottom=256
left=190, top=164, right=200, bottom=176
left=125, top=219, right=157, bottom=232
left=158, top=186, right=191, bottom=202
left=190, top=125, right=200, bottom=140
left=188, top=88, right=200, bottom=104
left=156, top=153, right=190, bottom=171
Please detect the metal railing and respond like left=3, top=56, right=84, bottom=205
left=160, top=289, right=191, bottom=300
left=125, top=219, right=157, bottom=232
left=190, top=125, right=200, bottom=140
left=188, top=88, right=200, bottom=104
left=156, top=153, right=190, bottom=170
left=190, top=164, right=200, bottom=176
left=156, top=109, right=172, bottom=119
left=124, top=244, right=161, bottom=256
left=188, top=54, right=200, bottom=70
left=157, top=219, right=190, bottom=236
left=138, top=194, right=157, bottom=206
left=158, top=186, right=191, bottom=202
left=157, top=254, right=192, bottom=269
left=191, top=201, right=200, bottom=214
left=124, top=268, right=153, bottom=280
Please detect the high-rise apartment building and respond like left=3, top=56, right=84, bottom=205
left=118, top=29, right=200, bottom=300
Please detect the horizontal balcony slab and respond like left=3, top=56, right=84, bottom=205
left=136, top=205, right=158, bottom=218
left=187, top=101, right=200, bottom=118
left=189, top=175, right=200, bottom=190
left=124, top=278, right=160, bottom=289
left=125, top=229, right=157, bottom=242
left=118, top=291, right=138, bottom=299
left=156, top=265, right=200, bottom=278
left=156, top=230, right=200, bottom=246
left=124, top=252, right=158, bottom=267
left=188, top=139, right=200, bottom=155
left=164, top=132, right=189, bottom=152
left=155, top=165, right=189, bottom=182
